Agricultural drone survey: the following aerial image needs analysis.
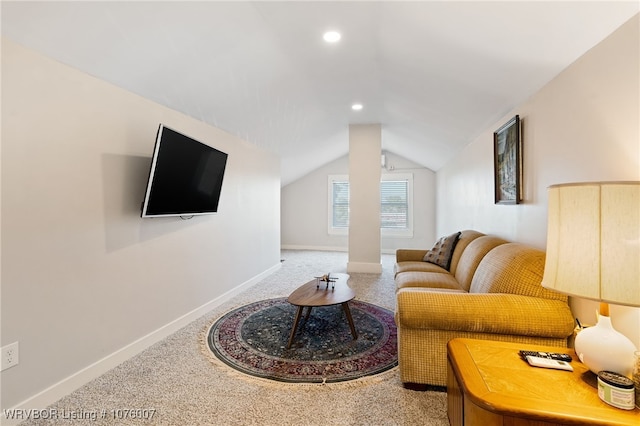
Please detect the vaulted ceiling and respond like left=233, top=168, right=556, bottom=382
left=2, top=1, right=638, bottom=185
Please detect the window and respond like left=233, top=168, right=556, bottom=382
left=331, top=179, right=350, bottom=229
left=328, top=173, right=413, bottom=237
left=380, top=179, right=409, bottom=230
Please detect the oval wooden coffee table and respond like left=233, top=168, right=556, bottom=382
left=286, top=273, right=357, bottom=349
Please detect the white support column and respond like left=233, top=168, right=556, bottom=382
left=347, top=124, right=382, bottom=273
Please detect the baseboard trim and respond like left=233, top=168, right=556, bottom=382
left=281, top=244, right=348, bottom=252
left=281, top=245, right=396, bottom=255
left=3, top=262, right=281, bottom=424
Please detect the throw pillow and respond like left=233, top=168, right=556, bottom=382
left=423, top=231, right=462, bottom=271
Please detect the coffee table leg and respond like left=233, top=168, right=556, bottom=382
left=342, top=302, right=358, bottom=340
left=304, top=306, right=313, bottom=321
left=287, top=306, right=304, bottom=349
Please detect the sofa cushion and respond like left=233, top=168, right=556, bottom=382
left=395, top=261, right=448, bottom=276
left=423, top=232, right=461, bottom=270
left=396, top=271, right=463, bottom=290
left=453, top=236, right=508, bottom=292
left=469, top=243, right=568, bottom=302
left=448, top=230, right=485, bottom=274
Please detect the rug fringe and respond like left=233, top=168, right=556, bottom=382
left=200, top=321, right=399, bottom=390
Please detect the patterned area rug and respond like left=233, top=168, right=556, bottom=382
left=206, top=297, right=397, bottom=383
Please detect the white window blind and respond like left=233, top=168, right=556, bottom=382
left=331, top=181, right=350, bottom=228
left=380, top=180, right=409, bottom=229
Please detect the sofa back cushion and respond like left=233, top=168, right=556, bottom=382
left=469, top=243, right=568, bottom=302
left=453, top=235, right=508, bottom=291
left=448, top=230, right=485, bottom=275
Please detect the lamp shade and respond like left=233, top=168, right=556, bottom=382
left=541, top=182, right=640, bottom=307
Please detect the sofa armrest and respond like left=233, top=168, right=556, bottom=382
left=396, top=249, right=428, bottom=263
left=396, top=289, right=574, bottom=339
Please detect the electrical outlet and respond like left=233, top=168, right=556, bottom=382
left=1, top=342, right=19, bottom=371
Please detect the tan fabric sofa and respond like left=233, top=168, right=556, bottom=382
left=394, top=230, right=575, bottom=388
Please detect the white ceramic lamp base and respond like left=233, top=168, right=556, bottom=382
left=574, top=314, right=637, bottom=377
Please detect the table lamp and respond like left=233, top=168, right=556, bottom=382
left=541, top=181, right=640, bottom=377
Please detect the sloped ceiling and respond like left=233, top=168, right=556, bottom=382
left=2, top=1, right=638, bottom=186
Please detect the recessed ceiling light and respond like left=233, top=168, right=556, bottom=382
left=323, top=31, right=341, bottom=43
left=352, top=103, right=363, bottom=111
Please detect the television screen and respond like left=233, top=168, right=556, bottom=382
left=141, top=124, right=228, bottom=218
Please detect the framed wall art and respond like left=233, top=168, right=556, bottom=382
left=493, top=115, right=522, bottom=204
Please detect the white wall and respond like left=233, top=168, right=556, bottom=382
left=436, top=15, right=640, bottom=348
left=1, top=38, right=281, bottom=410
left=281, top=151, right=437, bottom=253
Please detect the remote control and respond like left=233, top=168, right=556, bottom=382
left=525, top=355, right=573, bottom=371
left=519, top=350, right=572, bottom=363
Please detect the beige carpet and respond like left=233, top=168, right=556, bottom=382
left=19, top=251, right=448, bottom=425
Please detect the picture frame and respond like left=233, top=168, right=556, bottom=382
left=493, top=115, right=522, bottom=204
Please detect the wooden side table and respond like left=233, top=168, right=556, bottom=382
left=447, top=338, right=639, bottom=426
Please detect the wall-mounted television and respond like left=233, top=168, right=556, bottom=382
left=141, top=124, right=228, bottom=218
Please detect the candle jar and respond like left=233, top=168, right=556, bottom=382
left=634, top=351, right=640, bottom=409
